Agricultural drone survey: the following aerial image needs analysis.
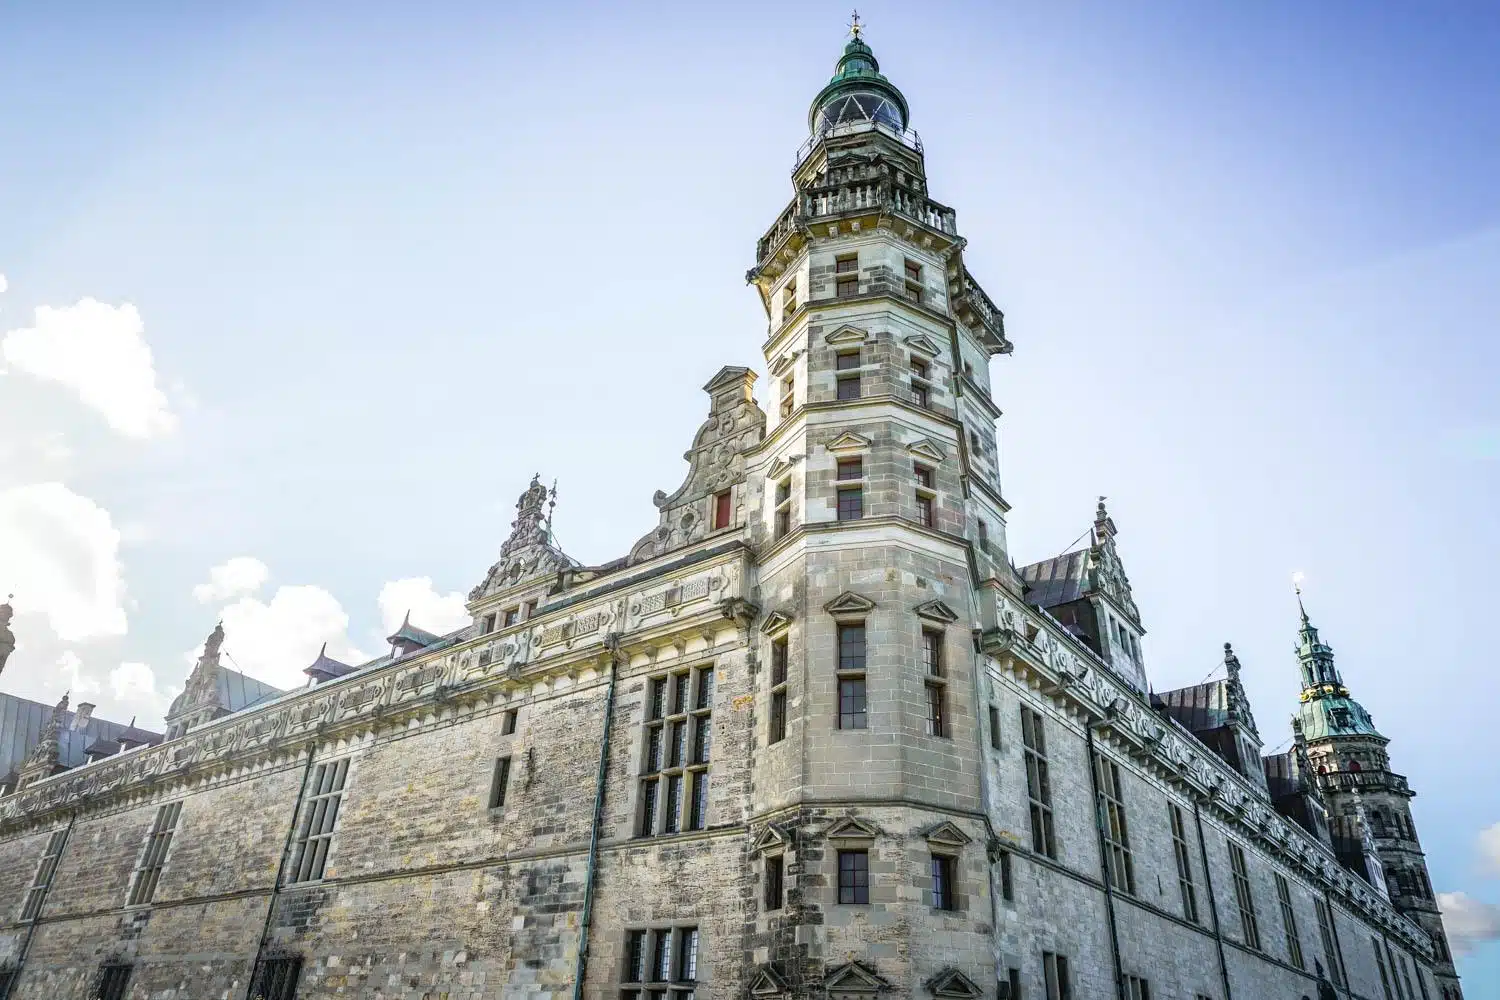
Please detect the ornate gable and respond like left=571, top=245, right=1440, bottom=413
left=760, top=611, right=794, bottom=636
left=1086, top=497, right=1141, bottom=625
left=903, top=333, right=943, bottom=358
left=922, top=820, right=972, bottom=849
left=750, top=966, right=789, bottom=998
left=913, top=600, right=960, bottom=625
left=827, top=431, right=872, bottom=453
left=824, top=324, right=872, bottom=346
left=824, top=592, right=876, bottom=619
left=927, top=969, right=983, bottom=1000
left=826, top=816, right=880, bottom=842
left=824, top=961, right=890, bottom=999
left=628, top=367, right=766, bottom=565
left=906, top=438, right=947, bottom=462
left=753, top=823, right=791, bottom=854
left=471, top=476, right=577, bottom=600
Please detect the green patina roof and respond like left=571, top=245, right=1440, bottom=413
left=807, top=36, right=911, bottom=133
left=1295, top=690, right=1383, bottom=741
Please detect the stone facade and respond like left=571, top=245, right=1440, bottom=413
left=0, top=30, right=1462, bottom=1000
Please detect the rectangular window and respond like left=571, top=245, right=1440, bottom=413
left=765, top=854, right=784, bottom=911
left=836, top=457, right=863, bottom=480
left=836, top=374, right=861, bottom=400
left=1374, top=936, right=1394, bottom=1000
left=925, top=682, right=947, bottom=738
left=769, top=636, right=788, bottom=745
left=96, top=964, right=132, bottom=1000
left=1042, top=952, right=1071, bottom=1000
left=503, top=708, right=518, bottom=735
left=838, top=624, right=865, bottom=671
left=977, top=519, right=989, bottom=550
left=837, top=622, right=867, bottom=729
left=1387, top=943, right=1409, bottom=1000
left=20, top=829, right=68, bottom=921
left=1315, top=898, right=1344, bottom=987
left=1122, top=976, right=1150, bottom=1000
left=127, top=801, right=182, bottom=905
left=1228, top=841, right=1261, bottom=950
left=638, top=667, right=714, bottom=837
left=774, top=477, right=792, bottom=539
left=835, top=350, right=861, bottom=371
left=712, top=490, right=732, bottom=530
left=1398, top=956, right=1418, bottom=1000
left=922, top=629, right=943, bottom=676
left=1020, top=707, right=1056, bottom=858
left=524, top=599, right=538, bottom=619
left=913, top=381, right=930, bottom=408
left=988, top=705, right=1002, bottom=750
left=916, top=493, right=933, bottom=526
left=904, top=259, right=921, bottom=282
left=1002, top=968, right=1021, bottom=1000
left=626, top=929, right=647, bottom=984
left=836, top=254, right=859, bottom=274
left=1170, top=804, right=1199, bottom=923
left=836, top=277, right=858, bottom=298
left=288, top=758, right=349, bottom=883
left=503, top=607, right=519, bottom=627
left=905, top=281, right=924, bottom=304
left=482, top=612, right=497, bottom=634
left=1096, top=758, right=1135, bottom=894
left=489, top=756, right=512, bottom=809
left=780, top=374, right=795, bottom=417
left=677, top=928, right=699, bottom=982
left=622, top=927, right=697, bottom=999
left=838, top=849, right=869, bottom=904
left=998, top=849, right=1014, bottom=902
left=251, top=957, right=302, bottom=1000
left=911, top=357, right=929, bottom=380
left=838, top=678, right=867, bottom=730
left=836, top=487, right=863, bottom=520
left=931, top=854, right=957, bottom=911
left=782, top=283, right=797, bottom=315
left=1276, top=873, right=1305, bottom=969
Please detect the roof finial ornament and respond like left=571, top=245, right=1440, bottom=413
left=849, top=9, right=863, bottom=39
left=1223, top=641, right=1241, bottom=679
left=1292, top=570, right=1309, bottom=623
left=0, top=593, right=15, bottom=677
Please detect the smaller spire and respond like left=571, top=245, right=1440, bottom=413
left=849, top=8, right=864, bottom=40
left=1093, top=495, right=1117, bottom=541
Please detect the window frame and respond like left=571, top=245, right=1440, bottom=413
left=20, top=829, right=68, bottom=922
left=764, top=853, right=784, bottom=911
left=127, top=800, right=183, bottom=906
left=773, top=476, right=793, bottom=539
left=637, top=666, right=714, bottom=837
left=712, top=489, right=732, bottom=530
left=769, top=636, right=789, bottom=745
left=1228, top=840, right=1262, bottom=951
left=1042, top=951, right=1071, bottom=1000
left=251, top=956, right=302, bottom=1000
left=836, top=623, right=868, bottom=730
left=1096, top=757, right=1135, bottom=894
left=287, top=757, right=349, bottom=884
left=837, top=848, right=870, bottom=904
left=1020, top=706, right=1057, bottom=858
left=489, top=756, right=512, bottom=810
left=1169, top=804, right=1200, bottom=923
left=619, top=926, right=699, bottom=1000
left=836, top=484, right=863, bottom=521
left=930, top=852, right=958, bottom=911
left=1275, top=872, right=1305, bottom=970
left=95, top=963, right=133, bottom=1000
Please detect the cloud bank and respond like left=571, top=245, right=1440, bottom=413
left=0, top=483, right=128, bottom=642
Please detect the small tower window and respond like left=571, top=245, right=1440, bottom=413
left=837, top=458, right=863, bottom=481
left=836, top=253, right=859, bottom=274
left=781, top=282, right=797, bottom=317
left=911, top=356, right=931, bottom=408
left=835, top=351, right=861, bottom=400
left=914, top=464, right=935, bottom=527
left=904, top=258, right=922, bottom=282
left=774, top=478, right=793, bottom=539
left=712, top=490, right=732, bottom=530
left=780, top=373, right=795, bottom=417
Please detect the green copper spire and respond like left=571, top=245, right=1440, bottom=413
left=1292, top=587, right=1383, bottom=740
left=807, top=19, right=911, bottom=135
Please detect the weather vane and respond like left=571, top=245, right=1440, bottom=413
left=849, top=9, right=863, bottom=40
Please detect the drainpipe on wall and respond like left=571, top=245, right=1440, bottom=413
left=1, top=810, right=76, bottom=1000
left=1192, top=799, right=1235, bottom=1000
left=572, top=636, right=623, bottom=1000
left=244, top=744, right=318, bottom=1000
left=1084, top=724, right=1127, bottom=1000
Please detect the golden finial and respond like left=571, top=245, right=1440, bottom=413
left=849, top=9, right=864, bottom=40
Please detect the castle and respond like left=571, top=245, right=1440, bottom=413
left=0, top=29, right=1463, bottom=1000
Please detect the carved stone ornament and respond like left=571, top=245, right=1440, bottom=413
left=824, top=961, right=890, bottom=999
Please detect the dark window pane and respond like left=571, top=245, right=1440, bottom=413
left=837, top=487, right=863, bottom=520
left=770, top=691, right=787, bottom=744
left=838, top=625, right=866, bottom=671
left=837, top=376, right=861, bottom=401
left=836, top=458, right=862, bottom=480
left=836, top=351, right=861, bottom=371
left=838, top=850, right=869, bottom=904
left=765, top=854, right=784, bottom=910
left=838, top=679, right=867, bottom=729
left=771, top=639, right=788, bottom=686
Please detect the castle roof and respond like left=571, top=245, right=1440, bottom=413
left=0, top=693, right=162, bottom=777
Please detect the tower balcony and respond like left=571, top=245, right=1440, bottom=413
left=795, top=118, right=923, bottom=170
left=1315, top=768, right=1410, bottom=795
left=753, top=185, right=958, bottom=277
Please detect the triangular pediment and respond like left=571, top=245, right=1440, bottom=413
left=768, top=457, right=795, bottom=480
left=769, top=351, right=800, bottom=378
left=928, top=969, right=984, bottom=1000
left=750, top=966, right=789, bottom=998
left=904, top=334, right=943, bottom=358
left=824, top=961, right=889, bottom=996
left=826, top=816, right=880, bottom=842
left=760, top=611, right=793, bottom=637
left=827, top=432, right=871, bottom=453
left=752, top=823, right=790, bottom=854
left=914, top=600, right=960, bottom=625
left=824, top=592, right=876, bottom=618
left=824, top=324, right=872, bottom=346
left=922, top=820, right=973, bottom=848
left=906, top=438, right=947, bottom=462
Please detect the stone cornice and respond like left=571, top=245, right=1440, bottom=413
left=982, top=592, right=1434, bottom=960
left=0, top=555, right=750, bottom=836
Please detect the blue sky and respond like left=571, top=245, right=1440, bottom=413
left=1, top=0, right=1497, bottom=981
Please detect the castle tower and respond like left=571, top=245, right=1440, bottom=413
left=742, top=23, right=1012, bottom=995
left=1293, top=593, right=1463, bottom=996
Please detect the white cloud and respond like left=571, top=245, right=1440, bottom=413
left=192, top=556, right=270, bottom=603
left=56, top=650, right=103, bottom=699
left=1479, top=821, right=1500, bottom=876
left=206, top=584, right=370, bottom=691
left=1438, top=891, right=1500, bottom=956
left=0, top=273, right=7, bottom=294
left=377, top=577, right=471, bottom=637
left=0, top=483, right=127, bottom=642
left=1, top=298, right=175, bottom=438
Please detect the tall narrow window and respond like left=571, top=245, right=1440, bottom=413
left=1398, top=955, right=1418, bottom=1000
left=288, top=758, right=349, bottom=883
left=1020, top=707, right=1056, bottom=858
left=781, top=282, right=797, bottom=316
left=20, top=829, right=68, bottom=921
left=251, top=957, right=302, bottom=1000
left=621, top=928, right=697, bottom=1000
left=837, top=485, right=863, bottom=521
left=904, top=259, right=922, bottom=282
left=764, top=854, right=784, bottom=911
left=1228, top=841, right=1261, bottom=950
left=503, top=708, right=519, bottom=735
left=997, top=849, right=1014, bottom=902
left=1384, top=942, right=1408, bottom=1000
left=914, top=464, right=935, bottom=526
left=1122, top=976, right=1151, bottom=1000
left=96, top=964, right=132, bottom=1000
left=503, top=607, right=519, bottom=627
left=1169, top=804, right=1199, bottom=923
left=639, top=667, right=714, bottom=836
left=1276, top=873, right=1305, bottom=969
left=925, top=681, right=947, bottom=739
left=1374, top=937, right=1395, bottom=1000
left=1042, top=952, right=1071, bottom=1000
left=489, top=756, right=512, bottom=809
left=127, top=801, right=182, bottom=905
left=712, top=490, right=732, bottom=530
left=1003, top=968, right=1021, bottom=1000
left=1096, top=758, right=1135, bottom=894
left=774, top=477, right=793, bottom=539
left=988, top=704, right=1001, bottom=750
left=482, top=612, right=497, bottom=635
left=1314, top=898, right=1344, bottom=988
left=911, top=357, right=931, bottom=408
left=977, top=519, right=989, bottom=552
left=837, top=623, right=867, bottom=730
left=931, top=854, right=957, bottom=911
left=836, top=351, right=861, bottom=400
left=780, top=373, right=795, bottom=418
left=769, top=637, right=788, bottom=744
left=838, top=849, right=869, bottom=903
